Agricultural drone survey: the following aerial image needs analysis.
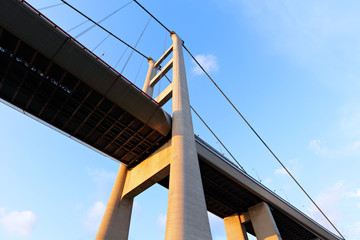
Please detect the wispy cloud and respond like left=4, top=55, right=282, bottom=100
left=345, top=189, right=360, bottom=198
left=308, top=138, right=360, bottom=158
left=307, top=182, right=347, bottom=229
left=85, top=201, right=106, bottom=232
left=274, top=158, right=301, bottom=176
left=0, top=209, right=36, bottom=237
left=193, top=54, right=219, bottom=75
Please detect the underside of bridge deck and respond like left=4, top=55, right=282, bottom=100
left=0, top=26, right=169, bottom=167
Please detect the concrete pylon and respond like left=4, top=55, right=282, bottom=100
left=164, top=32, right=212, bottom=240
left=248, top=202, right=282, bottom=240
left=142, top=58, right=157, bottom=96
left=96, top=164, right=133, bottom=240
left=96, top=32, right=212, bottom=240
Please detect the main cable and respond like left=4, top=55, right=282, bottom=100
left=133, top=0, right=171, bottom=34
left=60, top=0, right=149, bottom=60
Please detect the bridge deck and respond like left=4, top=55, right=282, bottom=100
left=0, top=1, right=340, bottom=239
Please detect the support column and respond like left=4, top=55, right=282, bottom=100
left=96, top=164, right=133, bottom=240
left=142, top=57, right=157, bottom=96
left=224, top=214, right=248, bottom=240
left=248, top=202, right=282, bottom=240
left=165, top=32, right=212, bottom=240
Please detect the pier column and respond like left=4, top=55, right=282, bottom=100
left=248, top=202, right=282, bottom=240
left=164, top=32, right=212, bottom=240
left=224, top=214, right=248, bottom=240
left=96, top=164, right=133, bottom=240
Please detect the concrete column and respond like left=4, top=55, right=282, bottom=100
left=142, top=58, right=157, bottom=97
left=248, top=202, right=282, bottom=240
left=224, top=214, right=248, bottom=240
left=165, top=32, right=212, bottom=240
left=96, top=164, right=133, bottom=240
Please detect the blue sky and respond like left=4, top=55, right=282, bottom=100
left=1, top=0, right=360, bottom=239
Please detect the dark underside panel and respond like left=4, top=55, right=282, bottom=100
left=0, top=27, right=168, bottom=167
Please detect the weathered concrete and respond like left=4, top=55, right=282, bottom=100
left=224, top=214, right=249, bottom=240
left=165, top=32, right=212, bottom=240
left=248, top=202, right=282, bottom=240
left=96, top=164, right=133, bottom=240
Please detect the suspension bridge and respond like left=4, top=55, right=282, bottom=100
left=0, top=0, right=346, bottom=239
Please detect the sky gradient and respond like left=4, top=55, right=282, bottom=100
left=1, top=0, right=360, bottom=239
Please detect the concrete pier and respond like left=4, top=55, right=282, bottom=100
left=224, top=214, right=248, bottom=240
left=248, top=202, right=282, bottom=240
left=96, top=164, right=133, bottom=240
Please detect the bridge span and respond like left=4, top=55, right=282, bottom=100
left=0, top=0, right=340, bottom=239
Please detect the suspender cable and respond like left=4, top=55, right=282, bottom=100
left=121, top=17, right=151, bottom=74
left=61, top=0, right=149, bottom=60
left=183, top=44, right=345, bottom=240
left=163, top=75, right=246, bottom=173
left=74, top=1, right=133, bottom=39
left=38, top=2, right=64, bottom=11
left=92, top=34, right=110, bottom=51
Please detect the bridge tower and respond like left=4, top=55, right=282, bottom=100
left=96, top=32, right=213, bottom=240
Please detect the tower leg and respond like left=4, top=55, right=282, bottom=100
left=248, top=202, right=282, bottom=240
left=165, top=32, right=212, bottom=240
left=96, top=164, right=133, bottom=240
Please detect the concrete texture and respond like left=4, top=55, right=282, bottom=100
left=122, top=140, right=172, bottom=198
left=248, top=202, right=282, bottom=240
left=96, top=164, right=133, bottom=240
left=224, top=214, right=249, bottom=240
left=165, top=32, right=212, bottom=240
left=143, top=58, right=157, bottom=96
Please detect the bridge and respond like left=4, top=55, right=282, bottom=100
left=0, top=0, right=342, bottom=239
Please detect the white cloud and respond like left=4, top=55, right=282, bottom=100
left=0, top=210, right=36, bottom=237
left=345, top=189, right=360, bottom=198
left=274, top=167, right=287, bottom=175
left=309, top=139, right=327, bottom=156
left=85, top=201, right=106, bottom=232
left=274, top=158, right=300, bottom=176
left=193, top=54, right=219, bottom=75
left=308, top=138, right=360, bottom=158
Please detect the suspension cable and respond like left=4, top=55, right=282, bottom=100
left=134, top=58, right=144, bottom=84
left=38, top=2, right=64, bottom=11
left=60, top=0, right=149, bottom=59
left=133, top=0, right=171, bottom=34
left=130, top=1, right=345, bottom=238
left=121, top=17, right=151, bottom=74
